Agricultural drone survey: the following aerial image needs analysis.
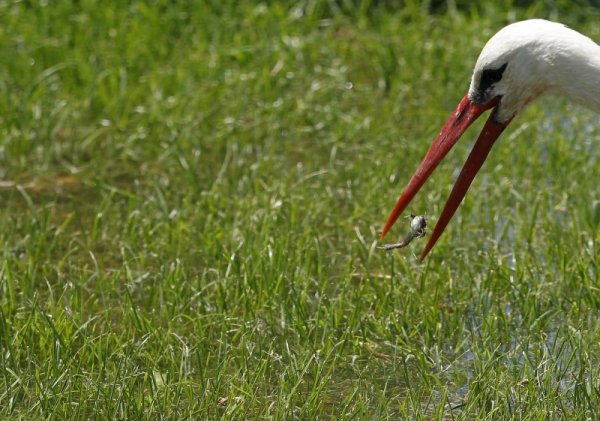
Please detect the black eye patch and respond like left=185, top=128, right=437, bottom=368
left=479, top=63, right=508, bottom=92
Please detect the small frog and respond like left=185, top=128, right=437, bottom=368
left=380, top=214, right=427, bottom=250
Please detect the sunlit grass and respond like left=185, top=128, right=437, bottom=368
left=0, top=1, right=598, bottom=418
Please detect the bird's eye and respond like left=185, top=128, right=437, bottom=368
left=479, top=63, right=508, bottom=91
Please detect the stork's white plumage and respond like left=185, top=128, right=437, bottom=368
left=381, top=19, right=600, bottom=260
left=470, top=19, right=600, bottom=122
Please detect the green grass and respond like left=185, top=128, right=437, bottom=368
left=0, top=1, right=599, bottom=418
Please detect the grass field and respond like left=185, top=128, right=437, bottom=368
left=0, top=1, right=599, bottom=418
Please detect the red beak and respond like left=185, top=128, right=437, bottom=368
left=381, top=94, right=512, bottom=260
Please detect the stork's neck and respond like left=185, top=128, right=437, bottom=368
left=549, top=33, right=600, bottom=113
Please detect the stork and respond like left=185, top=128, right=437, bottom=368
left=381, top=19, right=600, bottom=260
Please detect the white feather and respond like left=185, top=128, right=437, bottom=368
left=468, top=19, right=600, bottom=122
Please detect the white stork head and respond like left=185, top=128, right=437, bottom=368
left=381, top=19, right=600, bottom=260
left=469, top=19, right=600, bottom=123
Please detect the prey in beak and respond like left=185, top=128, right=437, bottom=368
left=380, top=19, right=600, bottom=260
left=381, top=94, right=513, bottom=260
